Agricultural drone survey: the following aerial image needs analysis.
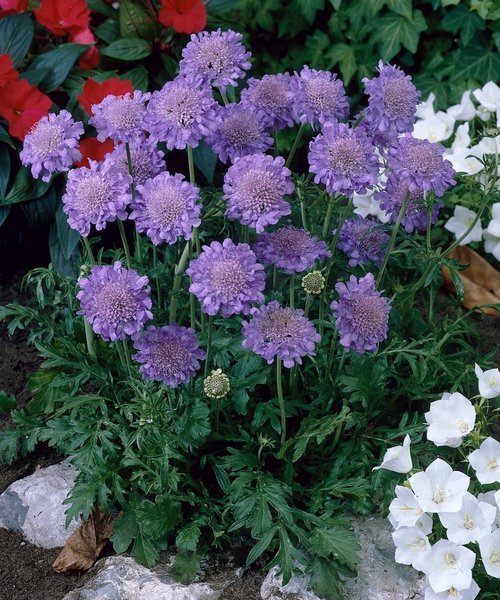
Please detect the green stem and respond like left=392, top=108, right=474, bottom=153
left=324, top=196, right=353, bottom=286
left=274, top=130, right=279, bottom=157
left=285, top=122, right=306, bottom=169
left=272, top=266, right=277, bottom=290
left=189, top=241, right=196, bottom=329
left=220, top=90, right=229, bottom=106
left=322, top=194, right=335, bottom=239
left=169, top=240, right=191, bottom=323
left=304, top=295, right=312, bottom=318
left=300, top=196, right=308, bottom=231
left=117, top=220, right=132, bottom=268
left=153, top=245, right=161, bottom=309
left=82, top=237, right=95, bottom=264
left=426, top=208, right=432, bottom=252
left=290, top=275, right=295, bottom=309
left=84, top=318, right=96, bottom=360
left=125, top=142, right=143, bottom=264
left=204, top=315, right=214, bottom=379
left=276, top=358, right=286, bottom=448
left=187, top=146, right=195, bottom=185
left=122, top=339, right=133, bottom=377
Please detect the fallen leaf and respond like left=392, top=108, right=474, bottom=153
left=52, top=507, right=118, bottom=572
left=441, top=246, right=500, bottom=317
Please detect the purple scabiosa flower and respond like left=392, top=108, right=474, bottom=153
left=336, top=216, right=389, bottom=267
left=144, top=74, right=219, bottom=149
left=289, top=66, right=349, bottom=127
left=240, top=74, right=294, bottom=130
left=77, top=261, right=153, bottom=342
left=179, top=28, right=251, bottom=89
left=187, top=239, right=265, bottom=317
left=253, top=226, right=331, bottom=274
left=62, top=159, right=132, bottom=237
left=89, top=91, right=150, bottom=143
left=223, top=154, right=294, bottom=232
left=20, top=110, right=84, bottom=182
left=133, top=324, right=205, bottom=388
left=105, top=136, right=165, bottom=188
left=331, top=272, right=391, bottom=354
left=308, top=122, right=380, bottom=197
left=386, top=135, right=456, bottom=197
left=207, top=103, right=273, bottom=163
left=362, top=61, right=420, bottom=143
left=242, top=301, right=320, bottom=368
left=130, top=172, right=201, bottom=245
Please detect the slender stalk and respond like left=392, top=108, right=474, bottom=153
left=285, top=122, right=306, bottom=169
left=125, top=142, right=143, bottom=265
left=84, top=318, right=96, bottom=360
left=117, top=220, right=132, bottom=268
left=82, top=237, right=95, bottom=264
left=153, top=246, right=161, bottom=309
left=426, top=207, right=432, bottom=252
left=220, top=90, right=229, bottom=106
left=289, top=275, right=295, bottom=309
left=304, top=295, right=312, bottom=318
left=121, top=339, right=133, bottom=377
left=300, top=196, right=308, bottom=231
left=187, top=146, right=195, bottom=185
left=323, top=196, right=353, bottom=287
left=272, top=266, right=277, bottom=290
left=322, top=194, right=335, bottom=239
left=204, top=315, right=214, bottom=379
left=274, top=130, right=279, bottom=157
left=169, top=240, right=191, bottom=323
left=189, top=241, right=196, bottom=329
left=276, top=358, right=286, bottom=447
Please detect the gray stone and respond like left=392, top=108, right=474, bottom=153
left=261, top=566, right=320, bottom=600
left=0, top=460, right=80, bottom=548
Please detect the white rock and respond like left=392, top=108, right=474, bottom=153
left=261, top=565, right=320, bottom=600
left=0, top=460, right=80, bottom=548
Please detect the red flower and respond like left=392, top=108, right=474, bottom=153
left=159, top=0, right=207, bottom=34
left=0, top=79, right=52, bottom=140
left=0, top=0, right=29, bottom=18
left=75, top=136, right=114, bottom=168
left=71, top=29, right=100, bottom=70
left=78, top=77, right=134, bottom=116
left=34, top=0, right=90, bottom=36
left=0, top=54, right=19, bottom=87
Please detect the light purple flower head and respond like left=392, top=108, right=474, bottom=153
left=376, top=176, right=442, bottom=233
left=387, top=135, right=456, bottom=197
left=362, top=61, right=420, bottom=144
left=20, top=110, right=84, bottom=182
left=336, top=216, right=389, bottom=267
left=62, top=159, right=132, bottom=237
left=105, top=135, right=165, bottom=189
left=133, top=324, right=205, bottom=388
left=289, top=66, right=349, bottom=127
left=144, top=74, right=219, bottom=149
left=179, top=28, right=251, bottom=89
left=253, top=226, right=331, bottom=274
left=308, top=122, right=380, bottom=197
left=90, top=90, right=150, bottom=143
left=240, top=73, right=294, bottom=130
left=242, top=301, right=321, bottom=368
left=77, top=261, right=153, bottom=342
left=130, top=172, right=201, bottom=245
left=207, top=103, right=273, bottom=163
left=223, top=154, right=293, bottom=232
left=187, top=238, right=266, bottom=317
left=331, top=272, right=391, bottom=354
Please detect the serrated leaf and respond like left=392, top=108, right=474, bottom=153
left=101, top=38, right=152, bottom=61
left=0, top=391, right=16, bottom=413
left=174, top=400, right=211, bottom=449
left=451, top=43, right=500, bottom=83
left=309, top=527, right=360, bottom=570
left=327, top=43, right=357, bottom=84
left=0, top=429, right=19, bottom=463
left=387, top=0, right=412, bottom=19
left=298, top=0, right=325, bottom=24
left=307, top=556, right=345, bottom=600
left=24, top=44, right=90, bottom=93
left=246, top=525, right=278, bottom=565
left=137, top=496, right=180, bottom=539
left=374, top=10, right=427, bottom=60
left=266, top=524, right=307, bottom=586
left=110, top=509, right=136, bottom=553
left=0, top=14, right=34, bottom=68
left=441, top=4, right=485, bottom=46
left=171, top=553, right=202, bottom=584
left=133, top=526, right=160, bottom=567
left=176, top=521, right=201, bottom=552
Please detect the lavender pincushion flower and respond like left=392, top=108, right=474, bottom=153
left=105, top=136, right=165, bottom=188
left=62, top=159, right=132, bottom=237
left=20, top=110, right=84, bottom=182
left=130, top=172, right=201, bottom=245
left=223, top=154, right=294, bottom=232
left=144, top=74, right=219, bottom=149
left=289, top=66, right=349, bottom=127
left=253, top=226, right=331, bottom=274
left=207, top=103, right=273, bottom=163
left=77, top=261, right=153, bottom=342
left=308, top=122, right=380, bottom=197
left=337, top=216, right=389, bottom=267
left=187, top=239, right=265, bottom=317
left=240, top=74, right=294, bottom=130
left=387, top=135, right=456, bottom=197
left=242, top=301, right=320, bottom=368
left=133, top=324, right=205, bottom=387
left=90, top=91, right=150, bottom=143
left=179, top=28, right=251, bottom=89
left=331, top=272, right=391, bottom=354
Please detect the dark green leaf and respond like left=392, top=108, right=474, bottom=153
left=137, top=496, right=180, bottom=539
left=122, top=66, right=148, bottom=91
left=0, top=391, right=16, bottom=413
left=451, top=43, right=500, bottom=83
left=94, top=19, right=120, bottom=44
left=0, top=124, right=15, bottom=148
left=100, top=38, right=152, bottom=61
left=309, top=527, right=360, bottom=569
left=21, top=186, right=57, bottom=226
left=387, top=0, right=412, bottom=20
left=0, top=14, right=34, bottom=68
left=25, top=44, right=90, bottom=93
left=307, top=557, right=345, bottom=600
left=119, top=0, right=156, bottom=39
left=298, top=0, right=325, bottom=24
left=449, top=268, right=465, bottom=305
left=171, top=553, right=202, bottom=584
left=2, top=166, right=50, bottom=206
left=49, top=221, right=80, bottom=277
left=174, top=400, right=211, bottom=448
left=0, top=146, right=10, bottom=197
left=327, top=43, right=357, bottom=84
left=192, top=140, right=218, bottom=184
left=111, top=509, right=137, bottom=553
left=246, top=525, right=278, bottom=565
left=0, top=429, right=19, bottom=463
left=374, top=10, right=427, bottom=60
left=441, top=5, right=485, bottom=46
left=206, top=0, right=242, bottom=13
left=133, top=527, right=160, bottom=567
left=87, top=0, right=117, bottom=18
left=0, top=206, right=10, bottom=228
left=56, top=203, right=81, bottom=261
left=175, top=521, right=201, bottom=552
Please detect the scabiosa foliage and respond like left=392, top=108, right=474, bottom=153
left=130, top=172, right=201, bottom=245
left=179, top=28, right=251, bottom=89
left=105, top=136, right=165, bottom=188
left=253, top=226, right=331, bottom=274
left=309, top=122, right=380, bottom=197
left=208, top=103, right=273, bottom=163
left=290, top=66, right=349, bottom=127
left=240, top=73, right=294, bottom=130
left=386, top=135, right=456, bottom=197
left=337, top=216, right=389, bottom=267
left=187, top=239, right=265, bottom=317
left=62, top=159, right=132, bottom=237
left=242, top=301, right=320, bottom=368
left=133, top=324, right=205, bottom=388
left=331, top=272, right=391, bottom=354
left=77, top=261, right=153, bottom=342
left=90, top=91, right=150, bottom=143
left=223, top=154, right=294, bottom=232
left=20, top=110, right=84, bottom=181
left=144, top=74, right=219, bottom=149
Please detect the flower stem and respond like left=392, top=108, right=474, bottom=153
left=204, top=315, right=213, bottom=379
left=117, top=220, right=132, bottom=268
left=220, top=90, right=230, bottom=105
left=153, top=245, right=161, bottom=309
left=285, top=122, right=306, bottom=169
left=290, top=275, right=295, bottom=309
left=189, top=241, right=196, bottom=329
left=82, top=236, right=95, bottom=265
left=322, top=193, right=335, bottom=239
left=125, top=142, right=143, bottom=265
left=323, top=195, right=353, bottom=287
left=187, top=145, right=195, bottom=185
left=169, top=240, right=191, bottom=323
left=276, top=358, right=286, bottom=448
left=84, top=318, right=96, bottom=360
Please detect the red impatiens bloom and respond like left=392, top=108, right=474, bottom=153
left=0, top=0, right=29, bottom=18
left=0, top=54, right=19, bottom=87
left=71, top=29, right=100, bottom=70
left=0, top=79, right=52, bottom=140
left=34, top=0, right=90, bottom=36
left=159, top=0, right=207, bottom=34
left=78, top=78, right=134, bottom=116
left=75, top=137, right=114, bottom=168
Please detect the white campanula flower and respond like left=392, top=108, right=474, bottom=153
left=392, top=526, right=430, bottom=570
left=409, top=458, right=470, bottom=514
left=352, top=188, right=391, bottom=224
left=419, top=540, right=476, bottom=593
left=423, top=578, right=480, bottom=600
left=443, top=147, right=484, bottom=176
left=373, top=434, right=412, bottom=473
left=413, top=113, right=454, bottom=143
left=439, top=492, right=496, bottom=545
left=478, top=491, right=500, bottom=530
left=389, top=510, right=433, bottom=535
left=451, top=123, right=471, bottom=150
left=473, top=81, right=500, bottom=113
left=475, top=362, right=500, bottom=398
left=468, top=437, right=500, bottom=484
left=415, top=92, right=435, bottom=119
left=478, top=529, right=500, bottom=578
left=484, top=230, right=500, bottom=262
left=447, top=91, right=476, bottom=121
left=425, top=392, right=476, bottom=448
left=444, top=206, right=483, bottom=245
left=389, top=485, right=426, bottom=528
